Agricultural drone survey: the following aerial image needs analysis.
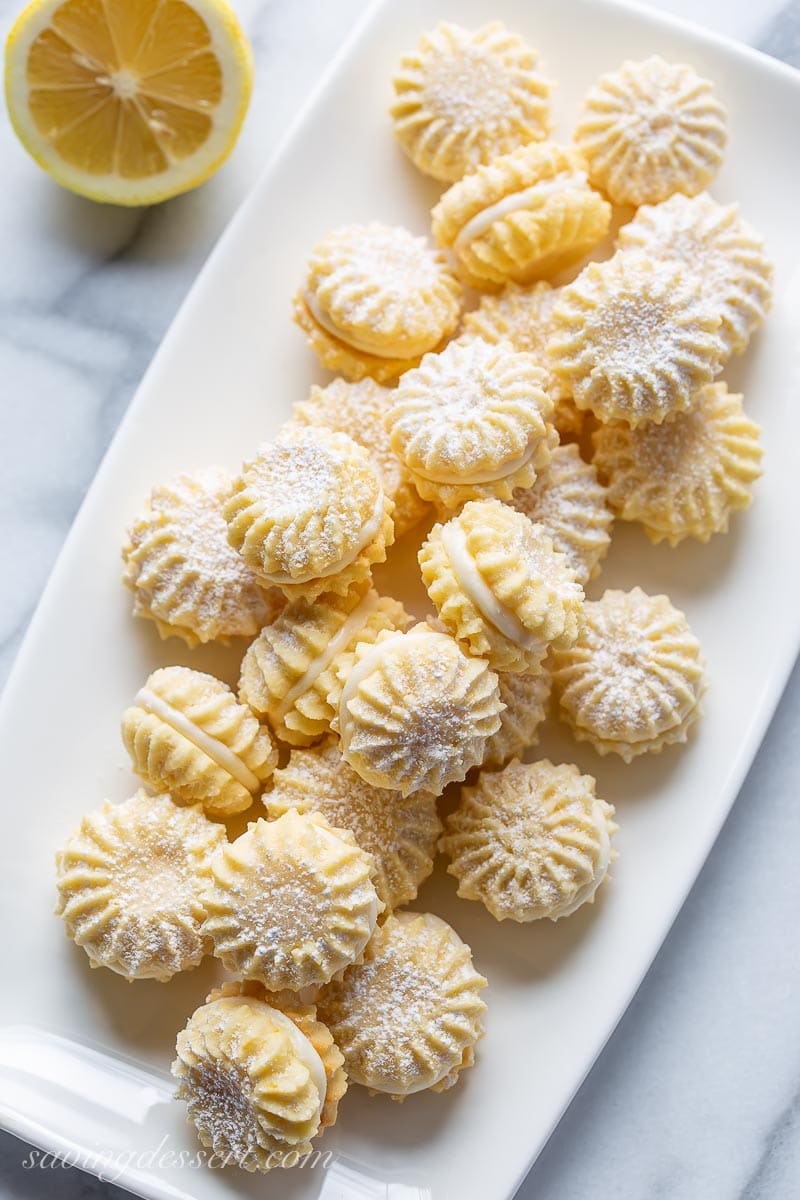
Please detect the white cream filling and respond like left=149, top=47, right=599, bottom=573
left=264, top=1007, right=327, bottom=1117
left=549, top=801, right=612, bottom=921
left=304, top=290, right=402, bottom=359
left=134, top=687, right=260, bottom=794
left=440, top=521, right=540, bottom=651
left=411, top=437, right=539, bottom=486
left=338, top=630, right=431, bottom=746
left=454, top=171, right=588, bottom=251
left=273, top=591, right=381, bottom=720
left=261, top=495, right=385, bottom=586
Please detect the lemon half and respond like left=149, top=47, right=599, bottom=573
left=5, top=0, right=253, bottom=205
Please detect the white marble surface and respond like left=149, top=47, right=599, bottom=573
left=1, top=0, right=799, bottom=1197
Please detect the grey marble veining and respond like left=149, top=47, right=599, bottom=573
left=1, top=1, right=799, bottom=1198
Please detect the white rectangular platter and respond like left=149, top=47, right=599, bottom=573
left=1, top=1, right=799, bottom=1198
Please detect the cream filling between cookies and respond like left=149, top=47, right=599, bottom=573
left=261, top=495, right=386, bottom=586
left=304, top=291, right=405, bottom=360
left=338, top=629, right=431, bottom=745
left=264, top=1006, right=328, bottom=1116
left=410, top=436, right=540, bottom=486
left=274, top=590, right=382, bottom=720
left=454, top=171, right=588, bottom=251
left=549, top=801, right=612, bottom=921
left=134, top=688, right=261, bottom=794
left=441, top=521, right=540, bottom=651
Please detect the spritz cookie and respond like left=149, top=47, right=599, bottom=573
left=617, top=192, right=773, bottom=356
left=334, top=624, right=503, bottom=796
left=432, top=142, right=612, bottom=287
left=122, top=666, right=277, bottom=817
left=173, top=988, right=345, bottom=1171
left=460, top=281, right=583, bottom=438
left=55, top=791, right=225, bottom=981
left=288, top=378, right=430, bottom=537
left=122, top=468, right=281, bottom=648
left=224, top=427, right=394, bottom=603
left=293, top=223, right=461, bottom=383
left=265, top=739, right=441, bottom=912
left=574, top=56, right=727, bottom=206
left=317, top=911, right=487, bottom=1099
left=385, top=338, right=557, bottom=512
left=512, top=443, right=613, bottom=584
left=551, top=587, right=706, bottom=762
left=390, top=21, right=551, bottom=183
left=592, top=382, right=763, bottom=545
left=419, top=500, right=584, bottom=673
left=482, top=669, right=551, bottom=769
left=441, top=759, right=617, bottom=922
left=201, top=809, right=381, bottom=992
left=240, top=586, right=411, bottom=746
left=549, top=252, right=725, bottom=427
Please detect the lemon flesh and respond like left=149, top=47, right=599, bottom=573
left=5, top=0, right=253, bottom=204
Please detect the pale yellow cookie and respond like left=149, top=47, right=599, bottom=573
left=548, top=251, right=725, bottom=427
left=122, top=467, right=282, bottom=648
left=432, top=141, right=612, bottom=287
left=288, top=378, right=430, bottom=537
left=293, top=223, right=462, bottom=383
left=391, top=21, right=551, bottom=183
left=616, top=192, right=773, bottom=356
left=55, top=791, right=224, bottom=981
left=575, top=56, right=727, bottom=205
left=442, top=759, right=617, bottom=921
left=459, top=281, right=583, bottom=437
left=333, top=624, right=503, bottom=796
left=419, top=499, right=584, bottom=674
left=551, top=587, right=706, bottom=761
left=201, top=809, right=381, bottom=991
left=317, top=911, right=487, bottom=1099
left=224, top=427, right=394, bottom=603
left=512, top=443, right=613, bottom=584
left=172, top=990, right=343, bottom=1171
left=122, top=666, right=277, bottom=818
left=481, top=668, right=551, bottom=769
left=385, top=337, right=557, bottom=511
left=265, top=739, right=441, bottom=912
left=239, top=586, right=411, bottom=746
left=592, top=382, right=763, bottom=545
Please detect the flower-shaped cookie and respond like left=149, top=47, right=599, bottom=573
left=432, top=141, right=611, bottom=287
left=419, top=499, right=584, bottom=673
left=385, top=337, right=557, bottom=511
left=122, top=467, right=281, bottom=647
left=173, top=987, right=345, bottom=1171
left=317, top=911, right=487, bottom=1099
left=239, top=586, right=411, bottom=746
left=460, top=281, right=583, bottom=437
left=202, top=810, right=381, bottom=992
left=548, top=252, right=725, bottom=426
left=55, top=791, right=225, bottom=981
left=288, top=378, right=430, bottom=536
left=592, top=382, right=763, bottom=545
left=391, top=21, right=551, bottom=182
left=293, top=223, right=461, bottom=383
left=122, top=666, right=277, bottom=817
left=512, top=443, right=613, bottom=584
left=617, top=192, right=773, bottom=356
left=551, top=587, right=706, bottom=761
left=575, top=56, right=727, bottom=205
left=441, top=759, right=617, bottom=921
left=333, top=624, right=503, bottom=796
left=481, top=668, right=551, bottom=769
left=266, top=739, right=441, bottom=912
left=224, top=427, right=394, bottom=603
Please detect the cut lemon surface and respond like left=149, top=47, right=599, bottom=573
left=5, top=0, right=253, bottom=205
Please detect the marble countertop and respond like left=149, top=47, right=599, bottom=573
left=1, top=0, right=799, bottom=1197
